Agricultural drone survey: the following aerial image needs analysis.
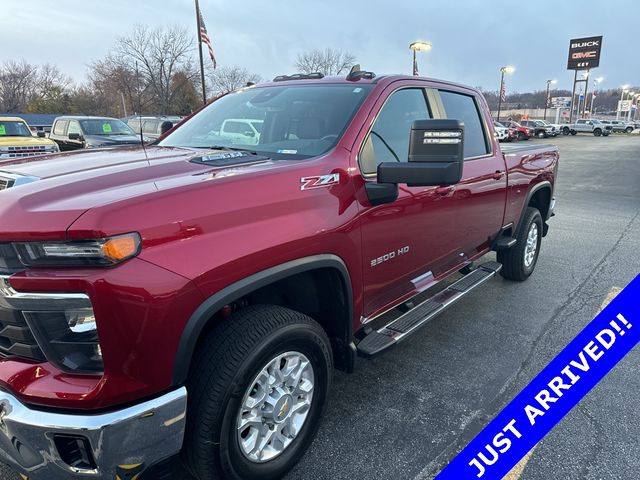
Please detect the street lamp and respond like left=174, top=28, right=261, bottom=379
left=543, top=79, right=557, bottom=120
left=496, top=66, right=515, bottom=121
left=409, top=41, right=432, bottom=76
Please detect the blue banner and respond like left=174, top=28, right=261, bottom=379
left=436, top=275, right=640, bottom=480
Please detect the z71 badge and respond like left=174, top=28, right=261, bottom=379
left=300, top=173, right=340, bottom=191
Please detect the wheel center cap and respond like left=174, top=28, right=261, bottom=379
left=274, top=394, right=293, bottom=423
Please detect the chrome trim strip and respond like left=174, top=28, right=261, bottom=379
left=0, top=387, right=187, bottom=478
left=0, top=275, right=91, bottom=311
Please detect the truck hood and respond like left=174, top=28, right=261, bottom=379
left=0, top=146, right=287, bottom=241
left=83, top=133, right=143, bottom=147
left=0, top=136, right=56, bottom=148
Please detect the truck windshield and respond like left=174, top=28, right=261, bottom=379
left=0, top=121, right=32, bottom=137
left=159, top=84, right=373, bottom=159
left=80, top=119, right=136, bottom=136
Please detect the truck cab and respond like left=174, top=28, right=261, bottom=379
left=0, top=71, right=558, bottom=480
left=49, top=116, right=143, bottom=151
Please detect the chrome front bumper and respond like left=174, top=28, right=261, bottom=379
left=0, top=387, right=187, bottom=479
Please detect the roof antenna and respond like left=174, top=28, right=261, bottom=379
left=135, top=61, right=148, bottom=159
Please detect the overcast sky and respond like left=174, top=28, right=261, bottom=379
left=3, top=0, right=639, bottom=93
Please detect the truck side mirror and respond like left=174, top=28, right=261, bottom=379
left=37, top=131, right=46, bottom=138
left=68, top=133, right=83, bottom=141
left=377, top=119, right=464, bottom=187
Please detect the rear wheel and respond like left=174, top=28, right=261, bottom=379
left=563, top=127, right=570, bottom=135
left=517, top=132, right=526, bottom=141
left=183, top=305, right=332, bottom=480
left=570, top=130, right=577, bottom=136
left=497, top=207, right=543, bottom=281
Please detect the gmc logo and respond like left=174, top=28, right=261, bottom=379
left=571, top=51, right=597, bottom=59
left=571, top=40, right=599, bottom=48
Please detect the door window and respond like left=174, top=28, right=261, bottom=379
left=67, top=121, right=82, bottom=136
left=438, top=90, right=489, bottom=159
left=359, top=89, right=430, bottom=175
left=53, top=120, right=68, bottom=136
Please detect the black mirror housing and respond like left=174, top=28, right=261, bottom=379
left=37, top=131, right=46, bottom=138
left=377, top=119, right=464, bottom=187
left=68, top=132, right=83, bottom=141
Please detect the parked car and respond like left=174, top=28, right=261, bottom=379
left=599, top=120, right=635, bottom=133
left=520, top=120, right=557, bottom=138
left=499, top=120, right=534, bottom=140
left=494, top=121, right=509, bottom=141
left=127, top=116, right=184, bottom=141
left=563, top=119, right=612, bottom=136
left=49, top=116, right=145, bottom=151
left=0, top=71, right=559, bottom=480
left=0, top=116, right=59, bottom=161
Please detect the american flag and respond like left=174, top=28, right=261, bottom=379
left=198, top=4, right=217, bottom=68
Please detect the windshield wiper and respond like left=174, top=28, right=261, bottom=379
left=189, top=145, right=260, bottom=155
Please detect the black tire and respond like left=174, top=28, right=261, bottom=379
left=563, top=127, right=570, bottom=135
left=497, top=207, right=543, bottom=282
left=183, top=305, right=333, bottom=480
left=594, top=128, right=602, bottom=136
left=517, top=132, right=525, bottom=141
left=626, top=126, right=633, bottom=133
left=570, top=130, right=577, bottom=135
left=537, top=130, right=545, bottom=138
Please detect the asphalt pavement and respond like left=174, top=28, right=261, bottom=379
left=1, top=134, right=638, bottom=480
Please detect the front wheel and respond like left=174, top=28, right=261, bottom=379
left=563, top=127, right=570, bottom=135
left=594, top=128, right=602, bottom=136
left=537, top=130, right=545, bottom=138
left=183, top=305, right=333, bottom=480
left=626, top=126, right=633, bottom=133
left=518, top=132, right=526, bottom=141
left=570, top=130, right=577, bottom=135
left=497, top=207, right=543, bottom=281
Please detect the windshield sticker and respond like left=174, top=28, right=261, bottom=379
left=0, top=124, right=5, bottom=135
left=277, top=149, right=298, bottom=154
left=353, top=87, right=363, bottom=93
left=102, top=123, right=112, bottom=134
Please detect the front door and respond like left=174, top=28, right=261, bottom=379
left=356, top=86, right=460, bottom=318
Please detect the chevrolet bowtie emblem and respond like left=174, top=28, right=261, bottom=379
left=279, top=398, right=290, bottom=418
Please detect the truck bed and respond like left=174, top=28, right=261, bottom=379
left=501, top=143, right=557, bottom=155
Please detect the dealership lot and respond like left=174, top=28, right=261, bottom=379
left=1, top=135, right=638, bottom=480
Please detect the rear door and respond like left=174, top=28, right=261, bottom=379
left=434, top=88, right=508, bottom=259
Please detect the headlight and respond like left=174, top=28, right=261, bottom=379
left=23, top=308, right=103, bottom=374
left=13, top=233, right=141, bottom=267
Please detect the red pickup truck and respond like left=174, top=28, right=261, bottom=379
left=0, top=70, right=558, bottom=480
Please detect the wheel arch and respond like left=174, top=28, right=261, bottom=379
left=172, top=254, right=354, bottom=385
left=516, top=181, right=553, bottom=236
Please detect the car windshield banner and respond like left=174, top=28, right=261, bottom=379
left=435, top=274, right=639, bottom=480
left=567, top=35, right=603, bottom=70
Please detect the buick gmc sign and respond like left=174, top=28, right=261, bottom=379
left=567, top=35, right=603, bottom=70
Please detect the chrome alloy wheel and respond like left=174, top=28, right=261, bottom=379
left=237, top=351, right=315, bottom=463
left=524, top=222, right=539, bottom=268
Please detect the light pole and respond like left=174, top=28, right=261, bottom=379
left=617, top=85, right=630, bottom=119
left=409, top=41, right=432, bottom=76
left=496, top=66, right=515, bottom=121
left=543, top=79, right=557, bottom=120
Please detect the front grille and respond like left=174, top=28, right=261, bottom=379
left=0, top=306, right=45, bottom=361
left=0, top=178, right=9, bottom=190
left=0, top=145, right=56, bottom=159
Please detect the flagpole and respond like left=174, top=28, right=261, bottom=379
left=195, top=0, right=207, bottom=105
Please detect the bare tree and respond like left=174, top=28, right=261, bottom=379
left=295, top=48, right=356, bottom=76
left=0, top=60, right=40, bottom=112
left=207, top=66, right=262, bottom=97
left=112, top=24, right=197, bottom=114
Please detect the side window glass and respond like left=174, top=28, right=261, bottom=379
left=53, top=120, right=68, bottom=136
left=439, top=90, right=489, bottom=159
left=67, top=121, right=82, bottom=136
left=359, top=89, right=429, bottom=175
